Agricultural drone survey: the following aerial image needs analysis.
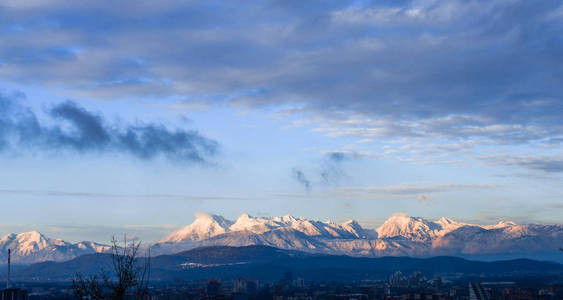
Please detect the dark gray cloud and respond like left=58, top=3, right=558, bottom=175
left=0, top=93, right=218, bottom=163
left=291, top=168, right=311, bottom=191
left=290, top=152, right=365, bottom=188
left=0, top=0, right=562, bottom=147
left=326, top=151, right=362, bottom=162
left=320, top=151, right=363, bottom=184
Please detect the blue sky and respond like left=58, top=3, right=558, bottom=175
left=0, top=0, right=562, bottom=243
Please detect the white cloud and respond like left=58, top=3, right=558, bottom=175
left=334, top=182, right=498, bottom=199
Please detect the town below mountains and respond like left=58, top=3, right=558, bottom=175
left=1, top=212, right=562, bottom=265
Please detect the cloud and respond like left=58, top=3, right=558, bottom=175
left=290, top=151, right=366, bottom=190
left=291, top=168, right=311, bottom=191
left=0, top=189, right=248, bottom=202
left=478, top=154, right=563, bottom=173
left=325, top=151, right=363, bottom=162
left=0, top=93, right=218, bottom=163
left=320, top=151, right=365, bottom=184
left=416, top=195, right=434, bottom=206
left=336, top=183, right=498, bottom=199
left=491, top=172, right=561, bottom=181
left=0, top=0, right=562, bottom=169
left=0, top=1, right=561, bottom=131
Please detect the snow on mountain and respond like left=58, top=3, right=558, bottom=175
left=152, top=212, right=563, bottom=260
left=230, top=214, right=334, bottom=237
left=0, top=231, right=51, bottom=256
left=375, top=213, right=466, bottom=241
left=0, top=231, right=110, bottom=264
left=160, top=212, right=365, bottom=244
left=152, top=213, right=365, bottom=255
left=229, top=213, right=281, bottom=234
left=342, top=220, right=371, bottom=239
left=435, top=217, right=466, bottom=234
left=376, top=213, right=436, bottom=241
left=160, top=212, right=233, bottom=242
left=5, top=213, right=562, bottom=263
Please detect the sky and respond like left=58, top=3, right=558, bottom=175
left=0, top=0, right=562, bottom=243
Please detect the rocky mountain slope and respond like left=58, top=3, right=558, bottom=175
left=151, top=212, right=563, bottom=261
left=1, top=212, right=562, bottom=264
left=0, top=231, right=110, bottom=264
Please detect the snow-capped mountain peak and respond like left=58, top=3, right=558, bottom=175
left=17, top=231, right=45, bottom=242
left=374, top=213, right=469, bottom=241
left=435, top=217, right=465, bottom=233
left=376, top=213, right=438, bottom=241
left=231, top=213, right=255, bottom=228
left=342, top=219, right=359, bottom=227
left=0, top=231, right=55, bottom=256
left=0, top=231, right=110, bottom=264
left=3, top=213, right=562, bottom=264
left=231, top=213, right=285, bottom=234
left=484, top=220, right=517, bottom=229
left=75, top=241, right=111, bottom=252
left=149, top=212, right=562, bottom=261
left=278, top=214, right=298, bottom=223
left=437, top=217, right=455, bottom=225
left=341, top=219, right=368, bottom=238
left=160, top=212, right=380, bottom=244
left=160, top=212, right=233, bottom=242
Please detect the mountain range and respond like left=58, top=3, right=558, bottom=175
left=1, top=212, right=562, bottom=264
left=9, top=245, right=563, bottom=282
left=0, top=231, right=110, bottom=264
left=150, top=212, right=563, bottom=262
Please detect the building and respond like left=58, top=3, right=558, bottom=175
left=389, top=271, right=406, bottom=287
left=233, top=278, right=257, bottom=295
left=207, top=280, right=222, bottom=297
left=407, top=271, right=425, bottom=288
left=233, top=278, right=248, bottom=294
left=469, top=282, right=488, bottom=300
left=1, top=288, right=28, bottom=300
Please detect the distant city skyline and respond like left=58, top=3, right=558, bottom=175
left=0, top=0, right=562, bottom=244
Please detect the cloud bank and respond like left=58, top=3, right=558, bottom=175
left=1, top=0, right=562, bottom=171
left=0, top=92, right=218, bottom=163
left=0, top=0, right=561, bottom=147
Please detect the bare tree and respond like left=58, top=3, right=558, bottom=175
left=73, top=236, right=151, bottom=300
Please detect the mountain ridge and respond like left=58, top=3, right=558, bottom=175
left=9, top=245, right=563, bottom=282
left=0, top=231, right=111, bottom=264
left=151, top=212, right=563, bottom=262
left=1, top=212, right=562, bottom=264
